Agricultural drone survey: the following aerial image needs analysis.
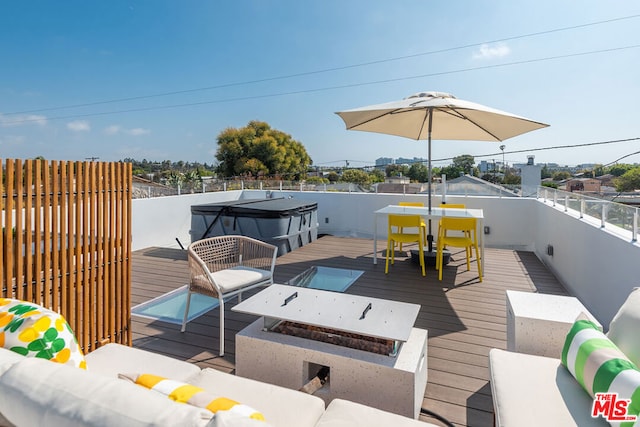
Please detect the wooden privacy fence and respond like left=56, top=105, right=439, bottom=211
left=1, top=159, right=132, bottom=353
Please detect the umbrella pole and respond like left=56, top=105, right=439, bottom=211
left=427, top=109, right=434, bottom=252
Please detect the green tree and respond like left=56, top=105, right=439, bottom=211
left=614, top=168, right=640, bottom=192
left=385, top=164, right=409, bottom=177
left=407, top=163, right=428, bottom=182
left=183, top=170, right=202, bottom=193
left=541, top=165, right=552, bottom=179
left=608, top=164, right=634, bottom=177
left=369, top=168, right=385, bottom=183
left=439, top=154, right=475, bottom=179
left=452, top=154, right=475, bottom=175
left=341, top=169, right=371, bottom=185
left=215, top=121, right=311, bottom=179
left=327, top=171, right=339, bottom=182
left=552, top=171, right=571, bottom=181
left=503, top=174, right=521, bottom=185
left=306, top=176, right=329, bottom=185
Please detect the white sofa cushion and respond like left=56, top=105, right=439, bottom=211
left=607, top=287, right=640, bottom=367
left=0, top=357, right=213, bottom=427
left=84, top=343, right=200, bottom=381
left=489, top=348, right=605, bottom=426
left=187, top=367, right=325, bottom=427
left=315, top=398, right=439, bottom=427
left=0, top=347, right=24, bottom=376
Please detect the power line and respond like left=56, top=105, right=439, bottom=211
left=4, top=44, right=640, bottom=126
left=319, top=137, right=640, bottom=169
left=4, top=13, right=639, bottom=117
left=442, top=137, right=640, bottom=163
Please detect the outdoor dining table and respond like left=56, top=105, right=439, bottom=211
left=373, top=205, right=485, bottom=273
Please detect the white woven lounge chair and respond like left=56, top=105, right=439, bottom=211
left=181, top=235, right=278, bottom=356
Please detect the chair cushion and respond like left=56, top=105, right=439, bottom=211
left=186, top=368, right=325, bottom=427
left=119, top=373, right=267, bottom=423
left=84, top=343, right=200, bottom=380
left=561, top=317, right=640, bottom=421
left=607, top=287, right=640, bottom=367
left=0, top=298, right=86, bottom=369
left=489, top=348, right=603, bottom=427
left=316, top=399, right=439, bottom=427
left=0, top=357, right=213, bottom=427
left=212, top=267, right=271, bottom=293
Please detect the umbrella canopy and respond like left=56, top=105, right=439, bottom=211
left=336, top=91, right=549, bottom=142
left=335, top=91, right=549, bottom=250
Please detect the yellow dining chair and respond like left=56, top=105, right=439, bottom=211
left=436, top=217, right=482, bottom=282
left=397, top=202, right=427, bottom=250
left=386, top=214, right=426, bottom=276
left=438, top=203, right=469, bottom=248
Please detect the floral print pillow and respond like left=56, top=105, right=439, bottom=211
left=0, top=298, right=86, bottom=369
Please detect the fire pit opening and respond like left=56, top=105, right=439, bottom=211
left=271, top=320, right=397, bottom=356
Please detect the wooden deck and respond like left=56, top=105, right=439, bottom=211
left=131, top=235, right=567, bottom=427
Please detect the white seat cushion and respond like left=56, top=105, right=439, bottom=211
left=186, top=368, right=325, bottom=427
left=607, top=287, right=640, bottom=366
left=0, top=357, right=213, bottom=427
left=212, top=267, right=271, bottom=293
left=316, top=399, right=439, bottom=427
left=489, top=349, right=605, bottom=427
left=85, top=343, right=200, bottom=381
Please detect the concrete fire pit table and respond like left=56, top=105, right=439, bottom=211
left=232, top=284, right=428, bottom=419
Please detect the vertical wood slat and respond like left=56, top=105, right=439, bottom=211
left=4, top=161, right=14, bottom=299
left=33, top=161, right=42, bottom=303
left=25, top=160, right=34, bottom=303
left=1, top=159, right=132, bottom=352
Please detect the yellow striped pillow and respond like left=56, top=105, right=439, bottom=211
left=119, top=373, right=266, bottom=422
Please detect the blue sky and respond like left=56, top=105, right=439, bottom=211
left=1, top=1, right=639, bottom=169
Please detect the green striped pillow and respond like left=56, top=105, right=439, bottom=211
left=562, top=317, right=640, bottom=425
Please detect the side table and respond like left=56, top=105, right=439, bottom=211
left=506, top=290, right=602, bottom=358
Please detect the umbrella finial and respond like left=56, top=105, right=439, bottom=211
left=406, top=91, right=455, bottom=100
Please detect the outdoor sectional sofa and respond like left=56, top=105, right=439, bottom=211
left=0, top=342, right=439, bottom=427
left=489, top=287, right=640, bottom=426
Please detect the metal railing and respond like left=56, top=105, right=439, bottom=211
left=538, top=186, right=639, bottom=242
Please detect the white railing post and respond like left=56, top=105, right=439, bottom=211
left=553, top=190, right=557, bottom=207
left=260, top=182, right=263, bottom=190
left=601, top=203, right=606, bottom=228
left=177, top=185, right=181, bottom=196
left=148, top=186, right=151, bottom=198
left=633, top=208, right=638, bottom=242
left=580, top=197, right=585, bottom=219
left=300, top=183, right=303, bottom=192
left=224, top=182, right=227, bottom=191
left=280, top=181, right=283, bottom=191
left=241, top=181, right=244, bottom=190
left=564, top=195, right=568, bottom=212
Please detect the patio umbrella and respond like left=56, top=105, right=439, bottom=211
left=335, top=91, right=549, bottom=251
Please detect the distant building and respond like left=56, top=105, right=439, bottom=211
left=375, top=157, right=394, bottom=168
left=565, top=178, right=601, bottom=193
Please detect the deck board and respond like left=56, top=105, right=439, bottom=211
left=130, top=235, right=567, bottom=427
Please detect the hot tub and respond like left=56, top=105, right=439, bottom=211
left=190, top=198, right=318, bottom=255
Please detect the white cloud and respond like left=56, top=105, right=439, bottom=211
left=104, top=125, right=121, bottom=135
left=473, top=43, right=511, bottom=60
left=0, top=113, right=47, bottom=127
left=103, top=124, right=150, bottom=136
left=127, top=128, right=150, bottom=136
left=67, top=120, right=90, bottom=132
